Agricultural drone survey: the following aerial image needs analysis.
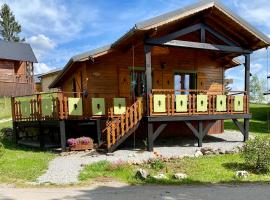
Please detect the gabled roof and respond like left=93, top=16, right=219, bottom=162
left=38, top=68, right=62, bottom=78
left=0, top=40, right=38, bottom=63
left=50, top=0, right=270, bottom=88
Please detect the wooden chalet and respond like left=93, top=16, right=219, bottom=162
left=12, top=0, right=270, bottom=151
left=0, top=40, right=37, bottom=97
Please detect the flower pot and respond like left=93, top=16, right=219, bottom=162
left=70, top=142, right=93, bottom=151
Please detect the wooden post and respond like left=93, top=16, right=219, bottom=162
left=147, top=122, right=154, bottom=151
left=244, top=54, right=250, bottom=141
left=198, top=121, right=203, bottom=147
left=11, top=97, right=18, bottom=144
left=96, top=119, right=102, bottom=146
left=39, top=122, right=45, bottom=150
left=145, top=45, right=152, bottom=115
left=59, top=120, right=66, bottom=151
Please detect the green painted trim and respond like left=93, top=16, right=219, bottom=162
left=128, top=66, right=145, bottom=71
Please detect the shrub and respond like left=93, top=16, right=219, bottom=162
left=0, top=142, right=5, bottom=159
left=241, top=137, right=270, bottom=173
left=150, top=159, right=166, bottom=170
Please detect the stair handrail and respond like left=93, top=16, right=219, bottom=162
left=104, top=98, right=143, bottom=148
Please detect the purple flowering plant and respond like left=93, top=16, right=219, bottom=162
left=67, top=137, right=91, bottom=147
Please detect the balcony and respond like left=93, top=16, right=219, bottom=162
left=148, top=89, right=249, bottom=120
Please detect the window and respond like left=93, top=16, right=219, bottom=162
left=174, top=73, right=196, bottom=94
left=130, top=71, right=146, bottom=99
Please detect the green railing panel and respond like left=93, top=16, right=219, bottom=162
left=175, top=95, right=188, bottom=112
left=153, top=94, right=166, bottom=113
left=216, top=95, right=227, bottom=112
left=92, top=98, right=105, bottom=116
left=68, top=97, right=83, bottom=116
left=197, top=95, right=208, bottom=112
left=234, top=96, right=244, bottom=112
left=113, top=98, right=126, bottom=115
left=41, top=93, right=57, bottom=117
left=20, top=100, right=31, bottom=118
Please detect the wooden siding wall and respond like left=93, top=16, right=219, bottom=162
left=60, top=44, right=225, bottom=134
left=41, top=73, right=60, bottom=92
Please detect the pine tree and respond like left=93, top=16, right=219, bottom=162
left=0, top=4, right=23, bottom=42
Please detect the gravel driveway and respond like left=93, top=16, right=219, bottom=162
left=37, top=131, right=244, bottom=185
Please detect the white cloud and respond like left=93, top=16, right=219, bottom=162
left=34, top=63, right=52, bottom=75
left=251, top=63, right=263, bottom=74
left=27, top=34, right=56, bottom=50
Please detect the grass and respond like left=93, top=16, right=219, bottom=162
left=79, top=155, right=270, bottom=185
left=0, top=139, right=55, bottom=184
left=0, top=97, right=11, bottom=119
left=224, top=103, right=270, bottom=136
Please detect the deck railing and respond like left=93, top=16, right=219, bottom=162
left=104, top=99, right=143, bottom=149
left=149, top=89, right=249, bottom=116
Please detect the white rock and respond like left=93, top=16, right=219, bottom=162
left=136, top=168, right=148, bottom=179
left=128, top=153, right=136, bottom=158
left=174, top=173, right=188, bottom=180
left=153, top=173, right=167, bottom=180
left=236, top=171, right=249, bottom=178
left=194, top=150, right=203, bottom=157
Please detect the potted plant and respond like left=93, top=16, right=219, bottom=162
left=67, top=136, right=93, bottom=151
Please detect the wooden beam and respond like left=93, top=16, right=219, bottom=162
left=198, top=121, right=203, bottom=147
left=203, top=24, right=236, bottom=46
left=153, top=124, right=167, bottom=141
left=200, top=26, right=205, bottom=43
left=245, top=54, right=251, bottom=113
left=148, top=114, right=251, bottom=122
left=244, top=119, right=249, bottom=142
left=232, top=119, right=245, bottom=135
left=96, top=119, right=102, bottom=146
left=59, top=120, right=66, bottom=151
left=147, top=122, right=154, bottom=152
left=146, top=40, right=252, bottom=54
left=147, top=23, right=202, bottom=44
left=145, top=45, right=152, bottom=115
left=184, top=121, right=199, bottom=138
left=203, top=121, right=216, bottom=137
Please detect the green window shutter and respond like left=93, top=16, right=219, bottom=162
left=234, top=96, right=244, bottom=112
left=216, top=95, right=227, bottom=112
left=114, top=98, right=126, bottom=115
left=153, top=94, right=166, bottom=113
left=20, top=100, right=31, bottom=118
left=197, top=95, right=208, bottom=112
left=68, top=97, right=83, bottom=116
left=92, top=98, right=105, bottom=116
left=175, top=95, right=188, bottom=112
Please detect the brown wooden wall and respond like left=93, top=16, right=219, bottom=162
left=59, top=43, right=226, bottom=135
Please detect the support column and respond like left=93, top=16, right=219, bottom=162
left=147, top=122, right=154, bottom=151
left=198, top=121, right=203, bottom=147
left=145, top=45, right=152, bottom=115
left=96, top=119, right=101, bottom=146
left=39, top=122, right=45, bottom=150
left=244, top=54, right=250, bottom=141
left=59, top=120, right=66, bottom=151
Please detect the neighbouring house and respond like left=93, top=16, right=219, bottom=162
left=0, top=40, right=37, bottom=97
left=11, top=0, right=270, bottom=152
left=36, top=69, right=62, bottom=92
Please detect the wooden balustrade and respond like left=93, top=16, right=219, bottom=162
left=149, top=89, right=249, bottom=116
left=105, top=99, right=143, bottom=149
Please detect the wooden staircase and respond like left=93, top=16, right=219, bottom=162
left=103, top=99, right=143, bottom=152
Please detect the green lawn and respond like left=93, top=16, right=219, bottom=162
left=79, top=155, right=270, bottom=185
left=224, top=103, right=270, bottom=136
left=80, top=103, right=270, bottom=185
left=0, top=97, right=11, bottom=119
left=0, top=139, right=55, bottom=185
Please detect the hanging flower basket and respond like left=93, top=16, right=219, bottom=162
left=67, top=137, right=94, bottom=151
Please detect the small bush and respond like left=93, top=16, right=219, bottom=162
left=150, top=159, right=166, bottom=170
left=241, top=137, right=270, bottom=173
left=0, top=142, right=5, bottom=159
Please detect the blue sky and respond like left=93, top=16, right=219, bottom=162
left=1, top=0, right=270, bottom=91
